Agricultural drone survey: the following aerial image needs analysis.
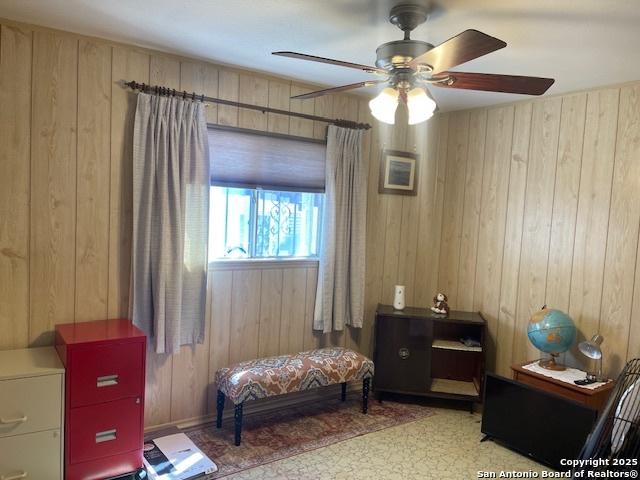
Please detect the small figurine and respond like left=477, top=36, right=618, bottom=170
left=431, top=292, right=450, bottom=315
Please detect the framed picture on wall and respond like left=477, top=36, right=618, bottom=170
left=379, top=149, right=419, bottom=195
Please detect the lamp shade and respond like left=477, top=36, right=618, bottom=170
left=578, top=334, right=604, bottom=360
left=406, top=87, right=436, bottom=125
left=369, top=88, right=399, bottom=125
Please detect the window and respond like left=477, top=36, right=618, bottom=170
left=207, top=126, right=326, bottom=261
left=209, top=187, right=323, bottom=260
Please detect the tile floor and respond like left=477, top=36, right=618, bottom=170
left=224, top=406, right=549, bottom=480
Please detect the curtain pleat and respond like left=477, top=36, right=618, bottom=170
left=130, top=93, right=210, bottom=354
left=314, top=125, right=367, bottom=333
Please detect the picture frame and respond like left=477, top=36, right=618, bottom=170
left=379, top=149, right=419, bottom=195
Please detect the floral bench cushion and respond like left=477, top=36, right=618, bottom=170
left=215, top=347, right=374, bottom=405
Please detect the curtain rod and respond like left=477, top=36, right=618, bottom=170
left=124, top=81, right=372, bottom=130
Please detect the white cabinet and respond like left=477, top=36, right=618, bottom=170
left=0, top=347, right=64, bottom=480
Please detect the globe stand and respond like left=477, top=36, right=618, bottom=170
left=539, top=353, right=566, bottom=371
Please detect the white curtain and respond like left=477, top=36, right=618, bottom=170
left=130, top=93, right=210, bottom=354
left=314, top=125, right=367, bottom=333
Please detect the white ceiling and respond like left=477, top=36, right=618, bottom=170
left=1, top=0, right=640, bottom=111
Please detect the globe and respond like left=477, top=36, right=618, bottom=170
left=527, top=306, right=576, bottom=370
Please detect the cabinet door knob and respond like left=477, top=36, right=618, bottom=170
left=1, top=471, right=28, bottom=480
left=398, top=348, right=410, bottom=359
left=0, top=415, right=27, bottom=425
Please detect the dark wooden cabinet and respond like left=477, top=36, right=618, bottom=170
left=374, top=304, right=486, bottom=407
left=375, top=315, right=432, bottom=393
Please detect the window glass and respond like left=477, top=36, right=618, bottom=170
left=209, top=186, right=323, bottom=260
left=209, top=187, right=252, bottom=259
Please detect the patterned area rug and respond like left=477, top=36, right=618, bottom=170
left=184, top=396, right=434, bottom=478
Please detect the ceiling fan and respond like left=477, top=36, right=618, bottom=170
left=272, top=3, right=555, bottom=125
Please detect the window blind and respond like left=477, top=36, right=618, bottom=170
left=208, top=126, right=326, bottom=192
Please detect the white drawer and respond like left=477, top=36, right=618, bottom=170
left=0, top=429, right=62, bottom=480
left=0, top=374, right=62, bottom=438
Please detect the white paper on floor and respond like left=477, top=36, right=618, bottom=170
left=143, top=432, right=217, bottom=480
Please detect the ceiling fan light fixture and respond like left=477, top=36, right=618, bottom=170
left=407, top=87, right=436, bottom=125
left=369, top=87, right=399, bottom=125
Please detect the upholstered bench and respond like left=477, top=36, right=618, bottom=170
left=215, top=347, right=374, bottom=445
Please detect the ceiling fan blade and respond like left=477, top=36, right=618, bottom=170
left=432, top=71, right=555, bottom=95
left=273, top=51, right=386, bottom=74
left=291, top=80, right=386, bottom=100
left=409, top=29, right=506, bottom=74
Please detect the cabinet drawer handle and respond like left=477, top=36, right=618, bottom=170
left=1, top=471, right=28, bottom=480
left=97, top=374, right=119, bottom=387
left=0, top=415, right=27, bottom=425
left=95, top=429, right=117, bottom=443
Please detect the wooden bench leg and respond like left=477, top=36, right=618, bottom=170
left=362, top=377, right=370, bottom=414
left=216, top=390, right=225, bottom=428
left=341, top=382, right=347, bottom=401
left=234, top=403, right=243, bottom=446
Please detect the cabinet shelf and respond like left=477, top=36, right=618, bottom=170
left=430, top=378, right=479, bottom=397
left=432, top=339, right=482, bottom=352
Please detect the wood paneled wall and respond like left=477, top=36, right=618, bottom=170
left=0, top=18, right=389, bottom=428
left=2, top=16, right=639, bottom=428
left=426, top=85, right=640, bottom=378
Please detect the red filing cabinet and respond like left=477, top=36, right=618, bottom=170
left=56, top=319, right=146, bottom=480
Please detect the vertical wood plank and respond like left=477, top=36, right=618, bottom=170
left=545, top=93, right=587, bottom=311
left=513, top=97, right=562, bottom=363
left=473, top=105, right=514, bottom=372
left=412, top=116, right=441, bottom=307
left=109, top=47, right=150, bottom=318
left=495, top=102, right=532, bottom=375
left=380, top=120, right=408, bottom=305
left=600, top=84, right=640, bottom=374
left=258, top=269, right=283, bottom=357
left=360, top=102, right=384, bottom=355
left=412, top=120, right=435, bottom=308
left=416, top=114, right=450, bottom=307
left=280, top=268, right=307, bottom=354
left=217, top=69, right=238, bottom=127
left=180, top=61, right=218, bottom=124
left=629, top=230, right=640, bottom=361
left=437, top=112, right=470, bottom=308
left=75, top=39, right=111, bottom=322
left=0, top=25, right=31, bottom=349
left=267, top=79, right=290, bottom=134
left=397, top=128, right=420, bottom=306
left=568, top=89, right=618, bottom=360
left=170, top=276, right=212, bottom=421
left=332, top=95, right=359, bottom=122
left=313, top=95, right=332, bottom=140
left=238, top=74, right=268, bottom=131
left=289, top=84, right=315, bottom=138
left=303, top=266, right=320, bottom=350
left=229, top=269, right=261, bottom=364
left=207, top=269, right=232, bottom=415
left=150, top=54, right=181, bottom=90
left=30, top=31, right=78, bottom=346
left=457, top=109, right=487, bottom=310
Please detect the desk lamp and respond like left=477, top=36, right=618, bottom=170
left=578, top=334, right=605, bottom=382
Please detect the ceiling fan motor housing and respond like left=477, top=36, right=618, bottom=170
left=375, top=40, right=433, bottom=70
